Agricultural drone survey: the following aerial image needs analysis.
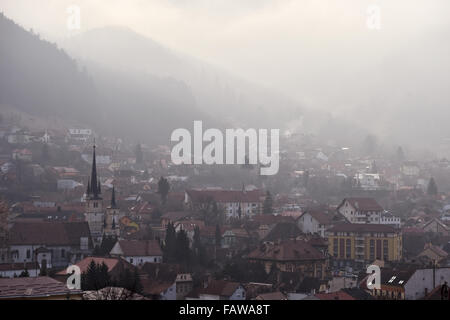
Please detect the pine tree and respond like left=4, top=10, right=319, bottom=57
left=215, top=224, right=222, bottom=248
left=163, top=223, right=177, bottom=263
left=427, top=177, right=438, bottom=196
left=263, top=191, right=273, bottom=214
left=157, top=176, right=170, bottom=204
left=175, top=229, right=191, bottom=266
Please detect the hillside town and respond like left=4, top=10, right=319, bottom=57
left=0, top=122, right=449, bottom=300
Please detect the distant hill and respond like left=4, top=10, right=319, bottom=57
left=0, top=13, right=211, bottom=145
left=61, top=26, right=308, bottom=130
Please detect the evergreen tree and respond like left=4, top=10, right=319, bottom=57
left=175, top=229, right=191, bottom=266
left=157, top=176, right=170, bottom=204
left=163, top=223, right=177, bottom=263
left=215, top=224, right=222, bottom=248
left=427, top=177, right=438, bottom=196
left=81, top=260, right=110, bottom=290
left=193, top=226, right=207, bottom=266
left=263, top=191, right=273, bottom=214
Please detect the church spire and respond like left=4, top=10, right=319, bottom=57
left=88, top=143, right=101, bottom=199
left=110, top=186, right=117, bottom=208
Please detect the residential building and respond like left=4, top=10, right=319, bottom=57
left=337, top=198, right=384, bottom=224
left=110, top=240, right=163, bottom=266
left=246, top=239, right=328, bottom=279
left=185, top=189, right=263, bottom=219
left=8, top=222, right=93, bottom=269
left=186, top=280, right=246, bottom=300
left=297, top=209, right=334, bottom=237
left=326, top=223, right=402, bottom=269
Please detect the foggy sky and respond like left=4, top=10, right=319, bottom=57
left=1, top=0, right=450, bottom=145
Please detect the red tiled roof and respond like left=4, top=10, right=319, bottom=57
left=247, top=239, right=325, bottom=262
left=340, top=198, right=383, bottom=212
left=199, top=280, right=241, bottom=297
left=9, top=222, right=92, bottom=246
left=0, top=262, right=39, bottom=272
left=116, top=240, right=162, bottom=257
left=56, top=257, right=122, bottom=275
left=302, top=209, right=333, bottom=225
left=0, top=276, right=81, bottom=299
left=315, top=291, right=355, bottom=300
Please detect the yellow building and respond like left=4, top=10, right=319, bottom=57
left=326, top=223, right=402, bottom=269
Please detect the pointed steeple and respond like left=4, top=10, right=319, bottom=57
left=86, top=179, right=91, bottom=195
left=110, top=186, right=117, bottom=208
left=89, top=143, right=101, bottom=199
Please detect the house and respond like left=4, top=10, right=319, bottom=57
left=222, top=228, right=251, bottom=249
left=297, top=209, right=334, bottom=237
left=0, top=262, right=40, bottom=278
left=8, top=222, right=93, bottom=269
left=110, top=240, right=163, bottom=266
left=186, top=280, right=246, bottom=300
left=421, top=218, right=449, bottom=237
left=326, top=223, right=402, bottom=269
left=255, top=291, right=287, bottom=300
left=176, top=273, right=193, bottom=300
left=337, top=198, right=384, bottom=224
left=354, top=173, right=382, bottom=190
left=262, top=222, right=303, bottom=242
left=138, top=262, right=184, bottom=300
left=141, top=279, right=176, bottom=300
left=246, top=239, right=328, bottom=279
left=0, top=276, right=82, bottom=300
left=185, top=189, right=263, bottom=219
left=364, top=266, right=450, bottom=300
left=417, top=243, right=448, bottom=266
left=12, top=149, right=32, bottom=162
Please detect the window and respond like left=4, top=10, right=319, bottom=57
left=26, top=249, right=31, bottom=259
left=383, top=240, right=389, bottom=261
left=346, top=239, right=351, bottom=259
left=80, top=237, right=89, bottom=250
left=130, top=258, right=134, bottom=264
left=333, top=239, right=338, bottom=257
left=61, top=249, right=65, bottom=258
left=369, top=240, right=375, bottom=260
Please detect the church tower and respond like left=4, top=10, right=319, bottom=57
left=104, top=186, right=121, bottom=238
left=84, top=144, right=104, bottom=246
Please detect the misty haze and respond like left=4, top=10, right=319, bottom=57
left=0, top=0, right=449, bottom=306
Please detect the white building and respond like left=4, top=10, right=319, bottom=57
left=110, top=240, right=163, bottom=266
left=297, top=210, right=333, bottom=237
left=337, top=198, right=383, bottom=224
left=380, top=212, right=401, bottom=228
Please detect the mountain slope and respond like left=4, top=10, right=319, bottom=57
left=0, top=14, right=211, bottom=145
